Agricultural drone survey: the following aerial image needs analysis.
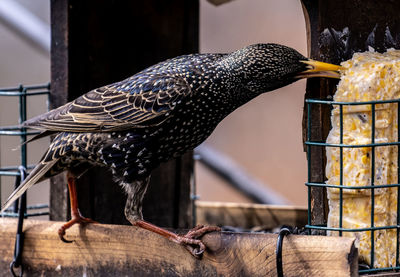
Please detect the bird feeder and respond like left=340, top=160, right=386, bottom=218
left=302, top=0, right=400, bottom=274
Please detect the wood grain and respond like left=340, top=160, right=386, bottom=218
left=0, top=218, right=358, bottom=276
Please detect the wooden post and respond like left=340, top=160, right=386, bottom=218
left=49, top=0, right=198, bottom=228
left=301, top=0, right=400, bottom=233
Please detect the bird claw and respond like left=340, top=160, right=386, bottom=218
left=57, top=215, right=97, bottom=243
left=58, top=228, right=74, bottom=243
left=184, top=242, right=205, bottom=258
left=178, top=225, right=221, bottom=258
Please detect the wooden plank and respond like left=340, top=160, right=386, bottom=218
left=0, top=218, right=358, bottom=276
left=49, top=0, right=198, bottom=228
left=196, top=201, right=307, bottom=230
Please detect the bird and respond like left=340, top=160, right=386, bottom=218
left=1, top=43, right=341, bottom=258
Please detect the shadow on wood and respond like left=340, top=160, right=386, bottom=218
left=0, top=218, right=357, bottom=276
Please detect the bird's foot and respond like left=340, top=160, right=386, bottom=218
left=58, top=213, right=97, bottom=243
left=131, top=220, right=220, bottom=258
left=176, top=225, right=221, bottom=258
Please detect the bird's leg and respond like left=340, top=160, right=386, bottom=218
left=130, top=219, right=221, bottom=258
left=124, top=177, right=220, bottom=258
left=58, top=171, right=97, bottom=243
left=123, top=178, right=221, bottom=258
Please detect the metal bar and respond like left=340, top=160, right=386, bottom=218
left=3, top=204, right=49, bottom=211
left=1, top=212, right=49, bottom=218
left=339, top=105, right=343, bottom=236
left=0, top=165, right=35, bottom=171
left=359, top=266, right=400, bottom=274
left=307, top=102, right=312, bottom=227
left=19, top=88, right=27, bottom=167
left=397, top=102, right=400, bottom=268
left=0, top=91, right=50, bottom=96
left=0, top=171, right=21, bottom=177
left=305, top=224, right=399, bottom=232
left=370, top=103, right=376, bottom=267
left=306, top=98, right=400, bottom=105
left=306, top=182, right=400, bottom=190
left=0, top=84, right=50, bottom=92
left=0, top=131, right=41, bottom=136
left=306, top=141, right=400, bottom=148
left=0, top=125, right=24, bottom=130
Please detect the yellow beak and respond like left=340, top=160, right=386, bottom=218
left=296, top=60, right=343, bottom=79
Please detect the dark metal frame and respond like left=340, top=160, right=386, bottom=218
left=306, top=98, right=400, bottom=274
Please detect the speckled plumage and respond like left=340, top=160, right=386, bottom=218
left=2, top=43, right=310, bottom=222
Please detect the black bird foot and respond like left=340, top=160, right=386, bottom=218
left=177, top=225, right=221, bottom=258
left=58, top=214, right=97, bottom=243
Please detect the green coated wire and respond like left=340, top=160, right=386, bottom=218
left=306, top=182, right=400, bottom=190
left=306, top=141, right=400, bottom=148
left=359, top=266, right=400, bottom=274
left=306, top=98, right=400, bottom=273
left=305, top=224, right=399, bottom=232
left=306, top=98, right=400, bottom=105
left=339, top=105, right=343, bottom=237
left=0, top=84, right=51, bottom=218
left=307, top=102, right=312, bottom=227
left=370, top=103, right=376, bottom=267
left=397, top=102, right=400, bottom=268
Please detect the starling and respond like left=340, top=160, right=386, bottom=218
left=1, top=43, right=341, bottom=257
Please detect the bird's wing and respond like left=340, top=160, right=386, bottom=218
left=23, top=74, right=192, bottom=132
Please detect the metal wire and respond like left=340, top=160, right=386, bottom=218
left=0, top=83, right=50, bottom=217
left=0, top=83, right=50, bottom=277
left=306, top=98, right=400, bottom=274
left=276, top=228, right=291, bottom=277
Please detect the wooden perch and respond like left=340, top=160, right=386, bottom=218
left=0, top=218, right=357, bottom=276
left=196, top=201, right=307, bottom=230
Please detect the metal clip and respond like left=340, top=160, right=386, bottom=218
left=276, top=227, right=291, bottom=277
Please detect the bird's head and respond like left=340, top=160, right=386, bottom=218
left=226, top=43, right=342, bottom=94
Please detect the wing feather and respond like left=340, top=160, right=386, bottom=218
left=23, top=74, right=192, bottom=132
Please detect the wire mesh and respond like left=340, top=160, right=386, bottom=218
left=0, top=83, right=50, bottom=218
left=306, top=98, right=400, bottom=274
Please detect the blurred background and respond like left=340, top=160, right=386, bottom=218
left=0, top=0, right=307, bottom=215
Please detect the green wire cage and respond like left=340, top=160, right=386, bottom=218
left=0, top=83, right=50, bottom=217
left=306, top=98, right=400, bottom=274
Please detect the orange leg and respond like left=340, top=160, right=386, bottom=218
left=58, top=172, right=97, bottom=243
left=132, top=220, right=220, bottom=258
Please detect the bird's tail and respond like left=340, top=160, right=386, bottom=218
left=1, top=159, right=58, bottom=213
